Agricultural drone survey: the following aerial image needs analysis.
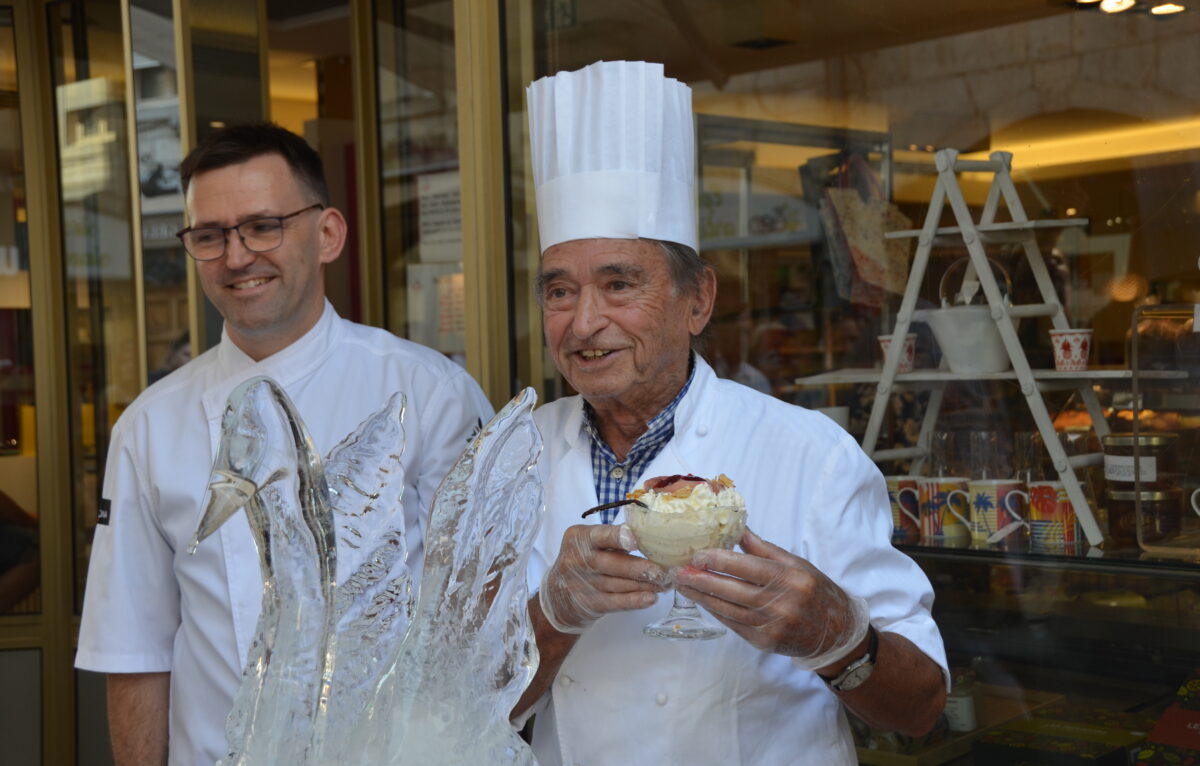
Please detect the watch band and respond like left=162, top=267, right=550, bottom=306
left=818, top=624, right=878, bottom=691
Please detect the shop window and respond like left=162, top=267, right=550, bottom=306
left=504, top=2, right=1200, bottom=760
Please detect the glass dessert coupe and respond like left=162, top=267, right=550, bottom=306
left=625, top=496, right=747, bottom=640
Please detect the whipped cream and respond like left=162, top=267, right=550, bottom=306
left=626, top=478, right=747, bottom=569
left=640, top=481, right=745, bottom=515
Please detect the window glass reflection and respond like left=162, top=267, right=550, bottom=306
left=0, top=4, right=40, bottom=616
left=130, top=0, right=190, bottom=385
left=46, top=0, right=138, bottom=612
left=376, top=1, right=466, bottom=365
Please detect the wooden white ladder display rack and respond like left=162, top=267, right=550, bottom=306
left=868, top=148, right=1108, bottom=546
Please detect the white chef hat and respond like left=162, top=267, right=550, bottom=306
left=526, top=60, right=696, bottom=253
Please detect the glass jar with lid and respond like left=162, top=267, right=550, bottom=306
left=1101, top=432, right=1179, bottom=491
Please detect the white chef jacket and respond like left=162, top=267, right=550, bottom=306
left=76, top=302, right=493, bottom=766
left=527, top=357, right=947, bottom=766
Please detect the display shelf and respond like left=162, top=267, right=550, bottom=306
left=883, top=217, right=1087, bottom=244
left=807, top=148, right=1115, bottom=545
left=856, top=684, right=1064, bottom=766
left=899, top=542, right=1200, bottom=580
left=795, top=368, right=1187, bottom=387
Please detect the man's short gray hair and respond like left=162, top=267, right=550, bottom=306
left=654, top=239, right=711, bottom=297
left=653, top=239, right=713, bottom=352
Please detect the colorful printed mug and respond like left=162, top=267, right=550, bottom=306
left=948, top=479, right=1026, bottom=543
left=917, top=477, right=971, bottom=539
left=1005, top=481, right=1081, bottom=549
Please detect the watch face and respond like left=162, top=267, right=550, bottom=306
left=837, top=663, right=874, bottom=691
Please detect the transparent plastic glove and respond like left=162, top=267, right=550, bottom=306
left=676, top=528, right=871, bottom=669
left=539, top=523, right=671, bottom=635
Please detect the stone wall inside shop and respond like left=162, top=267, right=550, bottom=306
left=695, top=10, right=1200, bottom=154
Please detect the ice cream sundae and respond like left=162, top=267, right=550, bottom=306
left=625, top=474, right=747, bottom=569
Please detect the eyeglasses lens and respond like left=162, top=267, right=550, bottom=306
left=183, top=219, right=284, bottom=260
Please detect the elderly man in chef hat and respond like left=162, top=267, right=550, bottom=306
left=513, top=61, right=949, bottom=765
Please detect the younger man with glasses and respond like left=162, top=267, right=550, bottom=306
left=75, top=123, right=493, bottom=766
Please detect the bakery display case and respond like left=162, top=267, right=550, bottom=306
left=830, top=323, right=1200, bottom=764
left=784, top=155, right=1200, bottom=764
left=1128, top=304, right=1200, bottom=559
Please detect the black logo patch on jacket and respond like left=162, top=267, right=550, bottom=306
left=97, top=498, right=112, bottom=526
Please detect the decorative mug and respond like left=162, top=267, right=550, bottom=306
left=917, top=477, right=971, bottom=539
left=885, top=476, right=921, bottom=544
left=1005, top=481, right=1081, bottom=550
left=948, top=479, right=1026, bottom=544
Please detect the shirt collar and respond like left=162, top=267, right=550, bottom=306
left=582, top=352, right=696, bottom=462
left=216, top=300, right=337, bottom=378
left=205, top=300, right=340, bottom=415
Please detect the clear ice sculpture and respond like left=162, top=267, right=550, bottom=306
left=189, top=378, right=543, bottom=765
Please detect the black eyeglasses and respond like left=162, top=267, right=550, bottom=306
left=176, top=204, right=325, bottom=261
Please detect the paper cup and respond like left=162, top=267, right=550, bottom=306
left=1050, top=329, right=1092, bottom=372
left=879, top=332, right=917, bottom=374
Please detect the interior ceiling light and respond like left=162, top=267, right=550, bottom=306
left=1075, top=0, right=1102, bottom=3
left=1150, top=3, right=1187, bottom=13
left=1100, top=0, right=1136, bottom=11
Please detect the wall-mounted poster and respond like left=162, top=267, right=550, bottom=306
left=417, top=170, right=462, bottom=263
left=137, top=97, right=183, bottom=216
left=407, top=262, right=465, bottom=355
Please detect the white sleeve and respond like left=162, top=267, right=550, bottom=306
left=802, top=434, right=950, bottom=687
left=76, top=415, right=179, bottom=673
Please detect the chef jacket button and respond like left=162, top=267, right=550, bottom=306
left=560, top=675, right=573, bottom=688
left=610, top=466, right=625, bottom=479
left=655, top=692, right=668, bottom=706
left=696, top=425, right=708, bottom=437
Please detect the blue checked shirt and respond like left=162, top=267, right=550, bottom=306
left=584, top=360, right=696, bottom=523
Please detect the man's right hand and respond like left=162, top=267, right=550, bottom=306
left=538, top=524, right=670, bottom=634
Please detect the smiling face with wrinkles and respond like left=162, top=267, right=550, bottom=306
left=185, top=152, right=345, bottom=360
left=539, top=238, right=715, bottom=428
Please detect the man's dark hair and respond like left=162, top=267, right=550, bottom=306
left=179, top=122, right=329, bottom=205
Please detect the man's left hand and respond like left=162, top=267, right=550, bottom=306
left=674, top=528, right=868, bottom=668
